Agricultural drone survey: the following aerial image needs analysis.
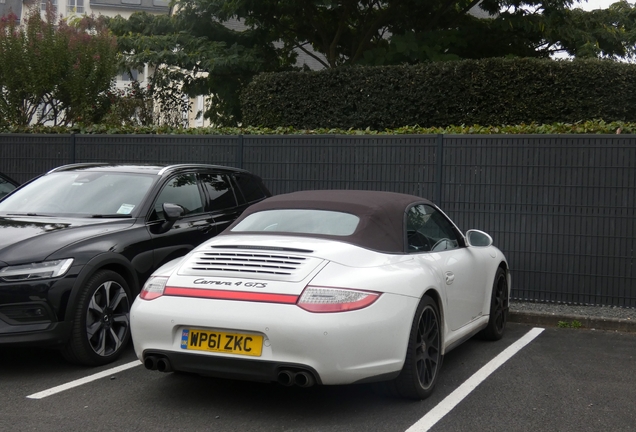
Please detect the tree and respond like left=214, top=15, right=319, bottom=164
left=108, top=0, right=636, bottom=126
left=211, top=0, right=636, bottom=65
left=108, top=10, right=297, bottom=127
left=0, top=5, right=118, bottom=127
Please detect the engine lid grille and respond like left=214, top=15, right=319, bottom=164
left=179, top=247, right=324, bottom=281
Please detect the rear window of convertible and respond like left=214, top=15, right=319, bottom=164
left=231, top=209, right=360, bottom=236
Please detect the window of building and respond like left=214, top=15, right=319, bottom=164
left=121, top=69, right=140, bottom=82
left=121, top=70, right=143, bottom=82
left=41, top=0, right=57, bottom=13
left=67, top=0, right=84, bottom=13
left=195, top=96, right=204, bottom=127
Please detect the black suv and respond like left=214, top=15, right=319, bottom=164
left=0, top=163, right=270, bottom=365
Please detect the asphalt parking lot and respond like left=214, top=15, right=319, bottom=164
left=1, top=323, right=634, bottom=432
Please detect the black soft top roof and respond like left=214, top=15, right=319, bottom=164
left=224, top=190, right=434, bottom=253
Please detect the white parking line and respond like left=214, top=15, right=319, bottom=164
left=27, top=360, right=142, bottom=400
left=406, top=327, right=545, bottom=432
left=26, top=328, right=543, bottom=403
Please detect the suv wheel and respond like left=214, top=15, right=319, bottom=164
left=62, top=270, right=132, bottom=366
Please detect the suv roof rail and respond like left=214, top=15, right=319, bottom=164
left=157, top=164, right=247, bottom=176
left=46, top=163, right=249, bottom=176
left=47, top=163, right=108, bottom=174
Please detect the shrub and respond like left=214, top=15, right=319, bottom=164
left=240, top=58, right=636, bottom=130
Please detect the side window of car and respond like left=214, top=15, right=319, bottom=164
left=0, top=178, right=15, bottom=199
left=233, top=173, right=268, bottom=204
left=406, top=204, right=460, bottom=253
left=200, top=173, right=237, bottom=211
left=151, top=174, right=203, bottom=221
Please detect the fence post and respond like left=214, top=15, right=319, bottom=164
left=70, top=133, right=76, bottom=164
left=237, top=134, right=244, bottom=169
left=435, top=133, right=444, bottom=206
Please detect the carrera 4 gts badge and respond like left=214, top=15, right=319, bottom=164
left=193, top=279, right=268, bottom=288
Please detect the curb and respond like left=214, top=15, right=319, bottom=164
left=509, top=311, right=636, bottom=333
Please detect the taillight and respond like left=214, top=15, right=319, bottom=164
left=297, top=286, right=380, bottom=313
left=140, top=276, right=168, bottom=300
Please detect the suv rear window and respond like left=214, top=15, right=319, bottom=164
left=234, top=174, right=268, bottom=203
left=201, top=174, right=237, bottom=211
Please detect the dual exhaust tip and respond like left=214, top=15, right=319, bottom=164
left=144, top=355, right=316, bottom=388
left=144, top=355, right=172, bottom=373
left=277, top=369, right=316, bottom=388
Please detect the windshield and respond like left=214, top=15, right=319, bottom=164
left=0, top=172, right=156, bottom=217
left=231, top=209, right=360, bottom=236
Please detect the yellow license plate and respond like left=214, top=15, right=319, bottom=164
left=180, top=329, right=263, bottom=356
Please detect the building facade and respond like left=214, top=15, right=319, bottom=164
left=0, top=0, right=22, bottom=19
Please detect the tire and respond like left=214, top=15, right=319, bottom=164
left=382, top=295, right=443, bottom=400
left=479, top=267, right=509, bottom=341
left=61, top=270, right=132, bottom=366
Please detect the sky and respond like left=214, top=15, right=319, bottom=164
left=572, top=0, right=620, bottom=10
left=553, top=0, right=631, bottom=59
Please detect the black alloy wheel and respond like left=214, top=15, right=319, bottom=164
left=414, top=303, right=442, bottom=390
left=62, top=270, right=132, bottom=366
left=383, top=295, right=443, bottom=399
left=480, top=267, right=509, bottom=341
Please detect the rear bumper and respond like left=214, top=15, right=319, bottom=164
left=131, top=293, right=419, bottom=385
left=143, top=349, right=323, bottom=384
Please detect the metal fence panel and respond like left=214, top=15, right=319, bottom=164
left=442, top=135, right=636, bottom=307
left=243, top=135, right=438, bottom=197
left=0, top=134, right=73, bottom=183
left=0, top=133, right=634, bottom=307
left=74, top=135, right=239, bottom=167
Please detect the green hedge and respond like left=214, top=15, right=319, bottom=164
left=0, top=119, right=635, bottom=135
left=240, top=58, right=636, bottom=129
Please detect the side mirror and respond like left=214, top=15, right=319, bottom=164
left=156, top=203, right=184, bottom=234
left=163, top=203, right=184, bottom=222
left=466, top=229, right=493, bottom=247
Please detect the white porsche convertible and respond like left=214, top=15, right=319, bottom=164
left=131, top=190, right=510, bottom=399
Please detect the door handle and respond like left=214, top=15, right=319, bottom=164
left=445, top=271, right=455, bottom=285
